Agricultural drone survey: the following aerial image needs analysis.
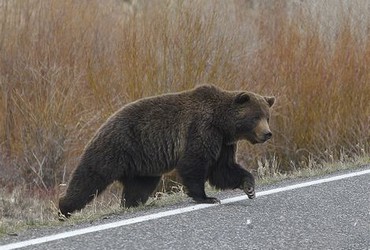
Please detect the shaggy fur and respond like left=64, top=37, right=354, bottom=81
left=59, top=84, right=275, bottom=217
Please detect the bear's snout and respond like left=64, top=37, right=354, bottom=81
left=264, top=131, right=272, bottom=141
left=253, top=118, right=272, bottom=143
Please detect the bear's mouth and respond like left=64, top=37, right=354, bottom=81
left=244, top=136, right=259, bottom=144
left=253, top=132, right=272, bottom=144
left=243, top=132, right=271, bottom=144
left=248, top=136, right=266, bottom=144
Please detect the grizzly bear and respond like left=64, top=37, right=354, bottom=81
left=59, top=84, right=275, bottom=217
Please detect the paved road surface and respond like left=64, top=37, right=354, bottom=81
left=1, top=167, right=370, bottom=249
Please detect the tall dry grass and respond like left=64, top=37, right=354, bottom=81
left=0, top=0, right=369, bottom=224
left=246, top=1, right=370, bottom=172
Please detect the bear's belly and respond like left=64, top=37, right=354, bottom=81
left=137, top=136, right=183, bottom=175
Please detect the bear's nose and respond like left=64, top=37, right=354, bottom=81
left=264, top=132, right=272, bottom=140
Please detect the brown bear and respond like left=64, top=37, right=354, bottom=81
left=59, top=84, right=275, bottom=217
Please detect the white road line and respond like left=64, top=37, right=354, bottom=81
left=1, top=168, right=370, bottom=250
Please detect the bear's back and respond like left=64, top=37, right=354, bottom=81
left=84, top=85, right=230, bottom=176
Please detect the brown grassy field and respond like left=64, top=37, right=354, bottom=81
left=1, top=0, right=369, bottom=234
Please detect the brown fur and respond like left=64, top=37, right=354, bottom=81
left=59, top=84, right=275, bottom=217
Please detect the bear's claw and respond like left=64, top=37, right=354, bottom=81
left=242, top=182, right=256, bottom=199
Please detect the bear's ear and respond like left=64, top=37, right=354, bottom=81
left=265, top=96, right=275, bottom=107
left=235, top=92, right=250, bottom=104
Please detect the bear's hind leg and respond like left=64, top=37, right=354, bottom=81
left=59, top=168, right=113, bottom=217
left=121, top=176, right=161, bottom=208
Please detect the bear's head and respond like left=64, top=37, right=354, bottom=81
left=231, top=91, right=275, bottom=144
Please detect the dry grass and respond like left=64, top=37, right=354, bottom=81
left=0, top=181, right=187, bottom=236
left=0, top=0, right=369, bottom=234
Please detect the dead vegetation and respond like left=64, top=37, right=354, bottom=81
left=0, top=0, right=369, bottom=235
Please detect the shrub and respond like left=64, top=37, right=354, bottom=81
left=0, top=0, right=369, bottom=190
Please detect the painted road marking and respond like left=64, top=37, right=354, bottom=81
left=1, top=168, right=370, bottom=250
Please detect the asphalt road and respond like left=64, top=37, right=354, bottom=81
left=1, top=166, right=370, bottom=250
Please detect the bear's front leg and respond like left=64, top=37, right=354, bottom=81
left=240, top=170, right=256, bottom=199
left=177, top=155, right=220, bottom=204
left=184, top=180, right=220, bottom=204
left=208, top=143, right=256, bottom=199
